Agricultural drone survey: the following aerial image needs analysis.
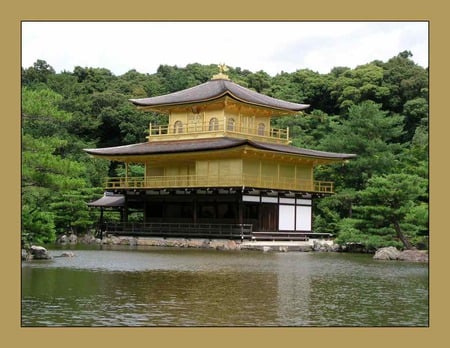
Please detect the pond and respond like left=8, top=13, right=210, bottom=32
left=21, top=245, right=428, bottom=327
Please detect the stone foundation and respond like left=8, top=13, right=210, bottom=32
left=59, top=233, right=343, bottom=253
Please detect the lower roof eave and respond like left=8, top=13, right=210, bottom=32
left=84, top=137, right=356, bottom=162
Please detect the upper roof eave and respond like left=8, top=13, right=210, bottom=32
left=129, top=78, right=309, bottom=113
left=132, top=93, right=307, bottom=115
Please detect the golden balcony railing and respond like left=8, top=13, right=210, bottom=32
left=104, top=174, right=334, bottom=194
left=147, top=118, right=290, bottom=144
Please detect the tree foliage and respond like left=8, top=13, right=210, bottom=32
left=335, top=173, right=428, bottom=250
left=319, top=101, right=405, bottom=190
left=21, top=54, right=428, bottom=248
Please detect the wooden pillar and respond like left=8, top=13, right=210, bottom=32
left=99, top=207, right=104, bottom=240
left=258, top=195, right=263, bottom=231
left=143, top=200, right=147, bottom=223
left=294, top=198, right=297, bottom=232
left=122, top=196, right=128, bottom=223
left=214, top=196, right=218, bottom=219
left=238, top=195, right=244, bottom=225
left=193, top=196, right=198, bottom=224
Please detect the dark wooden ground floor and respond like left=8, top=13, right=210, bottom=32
left=91, top=188, right=332, bottom=240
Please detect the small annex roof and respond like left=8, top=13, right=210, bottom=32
left=87, top=193, right=125, bottom=207
left=129, top=78, right=309, bottom=113
left=84, top=137, right=356, bottom=161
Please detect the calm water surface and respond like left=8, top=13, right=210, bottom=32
left=21, top=245, right=428, bottom=327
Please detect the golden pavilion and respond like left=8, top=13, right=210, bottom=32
left=85, top=67, right=355, bottom=240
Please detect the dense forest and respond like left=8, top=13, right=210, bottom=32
left=21, top=51, right=429, bottom=250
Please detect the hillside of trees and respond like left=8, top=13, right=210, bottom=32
left=21, top=51, right=429, bottom=250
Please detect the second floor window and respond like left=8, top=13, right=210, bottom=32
left=227, top=118, right=235, bottom=131
left=174, top=121, right=184, bottom=133
left=258, top=123, right=266, bottom=136
left=209, top=117, right=219, bottom=131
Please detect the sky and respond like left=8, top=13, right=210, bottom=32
left=21, top=21, right=429, bottom=76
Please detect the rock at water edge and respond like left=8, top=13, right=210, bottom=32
left=373, top=246, right=401, bottom=260
left=398, top=249, right=429, bottom=262
left=28, top=245, right=52, bottom=260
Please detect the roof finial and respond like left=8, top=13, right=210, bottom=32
left=218, top=63, right=229, bottom=74
left=212, top=63, right=230, bottom=80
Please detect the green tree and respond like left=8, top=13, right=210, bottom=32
left=21, top=77, right=106, bottom=243
left=354, top=173, right=428, bottom=249
left=271, top=69, right=332, bottom=112
left=329, top=63, right=390, bottom=113
left=402, top=97, right=429, bottom=142
left=313, top=101, right=407, bottom=237
left=272, top=109, right=338, bottom=148
left=246, top=70, right=272, bottom=93
left=318, top=101, right=405, bottom=190
left=21, top=87, right=71, bottom=138
left=22, top=59, right=55, bottom=86
left=50, top=188, right=101, bottom=235
left=72, top=66, right=115, bottom=93
left=156, top=65, right=190, bottom=92
left=22, top=135, right=88, bottom=243
left=21, top=207, right=56, bottom=245
left=381, top=50, right=428, bottom=113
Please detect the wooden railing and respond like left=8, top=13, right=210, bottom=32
left=251, top=232, right=333, bottom=241
left=98, top=222, right=333, bottom=241
left=147, top=119, right=289, bottom=144
left=102, top=222, right=253, bottom=240
left=104, top=174, right=334, bottom=194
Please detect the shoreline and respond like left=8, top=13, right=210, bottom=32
left=70, top=234, right=339, bottom=252
left=24, top=233, right=426, bottom=262
left=22, top=234, right=429, bottom=262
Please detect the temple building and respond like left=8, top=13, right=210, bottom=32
left=85, top=67, right=355, bottom=241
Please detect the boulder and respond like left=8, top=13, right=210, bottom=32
left=398, top=249, right=429, bottom=263
left=329, top=243, right=341, bottom=252
left=79, top=234, right=97, bottom=244
left=222, top=240, right=240, bottom=251
left=185, top=239, right=207, bottom=248
left=68, top=233, right=78, bottom=244
left=313, top=240, right=338, bottom=252
left=21, top=249, right=29, bottom=260
left=208, top=239, right=240, bottom=250
left=373, top=247, right=429, bottom=262
left=57, top=234, right=68, bottom=244
left=373, top=246, right=401, bottom=260
left=54, top=251, right=75, bottom=258
left=104, top=235, right=121, bottom=245
left=28, top=245, right=52, bottom=260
